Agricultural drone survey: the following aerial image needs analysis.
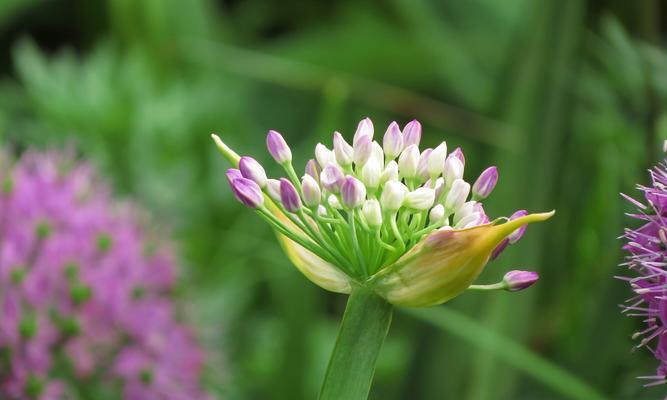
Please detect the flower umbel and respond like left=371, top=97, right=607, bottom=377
left=620, top=154, right=667, bottom=387
left=213, top=118, right=554, bottom=307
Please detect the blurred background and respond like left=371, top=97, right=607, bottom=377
left=0, top=0, right=665, bottom=399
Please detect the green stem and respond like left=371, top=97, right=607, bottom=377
left=319, top=287, right=393, bottom=400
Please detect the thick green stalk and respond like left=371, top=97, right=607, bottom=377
left=319, top=287, right=393, bottom=400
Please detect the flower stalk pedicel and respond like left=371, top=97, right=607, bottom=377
left=211, top=118, right=554, bottom=399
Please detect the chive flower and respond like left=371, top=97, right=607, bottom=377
left=214, top=118, right=553, bottom=307
left=0, top=150, right=208, bottom=399
left=620, top=153, right=667, bottom=387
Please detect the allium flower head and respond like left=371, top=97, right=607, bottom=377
left=620, top=155, right=667, bottom=386
left=0, top=149, right=208, bottom=399
left=212, top=118, right=554, bottom=307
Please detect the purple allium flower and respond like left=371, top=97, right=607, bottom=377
left=340, top=176, right=366, bottom=209
left=621, top=160, right=667, bottom=386
left=472, top=166, right=499, bottom=200
left=227, top=170, right=264, bottom=209
left=280, top=178, right=302, bottom=213
left=266, top=130, right=292, bottom=164
left=503, top=270, right=539, bottom=292
left=402, top=120, right=422, bottom=148
left=239, top=156, right=268, bottom=188
left=0, top=150, right=209, bottom=399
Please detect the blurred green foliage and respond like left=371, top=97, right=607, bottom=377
left=1, top=0, right=666, bottom=398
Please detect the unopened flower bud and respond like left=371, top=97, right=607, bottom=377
left=301, top=175, right=321, bottom=208
left=371, top=141, right=384, bottom=165
left=321, top=163, right=344, bottom=193
left=455, top=212, right=481, bottom=228
left=229, top=174, right=264, bottom=208
left=362, top=199, right=383, bottom=229
left=280, top=178, right=302, bottom=212
left=433, top=177, right=445, bottom=199
left=508, top=210, right=529, bottom=243
left=472, top=166, right=498, bottom=200
left=267, top=130, right=292, bottom=164
left=305, top=159, right=321, bottom=182
left=383, top=122, right=404, bottom=159
left=381, top=181, right=407, bottom=212
left=428, top=142, right=447, bottom=177
left=448, top=147, right=465, bottom=166
left=266, top=178, right=282, bottom=202
left=317, top=205, right=328, bottom=216
left=353, top=117, right=374, bottom=144
left=381, top=160, right=399, bottom=184
left=225, top=168, right=243, bottom=185
left=429, top=204, right=445, bottom=224
left=353, top=135, right=372, bottom=167
left=454, top=201, right=477, bottom=225
left=404, top=187, right=435, bottom=210
left=333, top=131, right=353, bottom=167
left=445, top=179, right=470, bottom=212
left=398, top=144, right=419, bottom=179
left=503, top=270, right=539, bottom=292
left=340, top=176, right=366, bottom=209
left=315, top=143, right=334, bottom=168
left=417, top=148, right=433, bottom=181
left=360, top=157, right=382, bottom=191
left=328, top=194, right=342, bottom=209
left=239, top=156, right=268, bottom=188
left=444, top=157, right=464, bottom=185
left=403, top=120, right=422, bottom=147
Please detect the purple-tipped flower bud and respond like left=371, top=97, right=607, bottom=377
left=404, top=187, right=436, bottom=210
left=225, top=168, right=243, bottom=186
left=266, top=178, right=282, bottom=202
left=403, top=120, right=422, bottom=148
left=445, top=179, right=470, bottom=212
left=362, top=199, right=383, bottom=229
left=428, top=142, right=447, bottom=177
left=333, top=131, right=353, bottom=167
left=444, top=157, right=464, bottom=186
left=455, top=212, right=482, bottom=229
left=280, top=178, right=302, bottom=212
left=328, top=194, right=342, bottom=209
left=448, top=147, right=465, bottom=167
left=417, top=148, right=433, bottom=181
left=353, top=134, right=372, bottom=167
left=301, top=175, right=321, bottom=208
left=472, top=166, right=498, bottom=200
left=381, top=181, right=407, bottom=212
left=230, top=177, right=264, bottom=208
left=353, top=117, right=374, bottom=144
left=508, top=209, right=529, bottom=243
left=381, top=160, right=399, bottom=184
left=503, top=270, right=539, bottom=292
left=383, top=122, right=404, bottom=159
left=315, top=143, right=334, bottom=168
left=267, top=130, right=292, bottom=164
left=239, top=156, right=268, bottom=188
left=340, top=176, right=366, bottom=209
left=398, top=145, right=419, bottom=180
left=453, top=201, right=477, bottom=225
left=321, top=163, right=344, bottom=193
left=305, top=159, right=321, bottom=182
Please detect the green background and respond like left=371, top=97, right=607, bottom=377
left=0, top=0, right=664, bottom=399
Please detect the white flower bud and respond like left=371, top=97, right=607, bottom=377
left=362, top=199, right=383, bottom=229
left=315, top=143, right=334, bottom=168
left=417, top=148, right=432, bottom=181
left=333, top=131, right=353, bottom=167
left=380, top=160, right=399, bottom=184
left=428, top=142, right=447, bottom=177
left=371, top=141, right=384, bottom=165
left=398, top=144, right=419, bottom=180
left=380, top=181, right=407, bottom=212
left=445, top=179, right=470, bottom=212
left=353, top=135, right=372, bottom=167
left=444, top=157, right=464, bottom=185
left=453, top=201, right=477, bottom=225
left=455, top=212, right=481, bottom=229
left=266, top=178, right=282, bottom=202
left=404, top=187, right=435, bottom=210
left=301, top=175, right=321, bottom=208
left=317, top=205, right=327, bottom=216
left=328, top=194, right=342, bottom=209
left=382, top=122, right=404, bottom=159
left=429, top=204, right=445, bottom=224
left=353, top=117, right=374, bottom=144
left=360, top=157, right=382, bottom=191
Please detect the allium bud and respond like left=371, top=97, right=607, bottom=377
left=417, top=148, right=433, bottom=181
left=433, top=177, right=445, bottom=199
left=444, top=157, right=464, bottom=185
left=321, top=163, right=344, bottom=193
left=455, top=212, right=481, bottom=229
left=380, top=160, right=399, bottom=184
left=280, top=178, right=302, bottom=212
left=428, top=142, right=447, bottom=178
left=267, top=130, right=292, bottom=164
left=333, top=131, right=353, bottom=167
left=362, top=199, right=383, bottom=229
left=503, top=270, right=539, bottom=292
left=398, top=145, right=419, bottom=180
left=508, top=209, right=529, bottom=243
left=353, top=134, right=372, bottom=167
left=328, top=194, right=342, bottom=209
left=360, top=157, right=382, bottom=191
left=266, top=178, right=282, bottom=202
left=403, top=120, right=422, bottom=148
left=315, top=143, right=334, bottom=168
left=381, top=181, right=407, bottom=212
left=448, top=147, right=465, bottom=166
left=230, top=176, right=264, bottom=208
left=353, top=117, right=374, bottom=144
left=383, top=122, right=404, bottom=159
left=239, top=156, right=268, bottom=188
left=225, top=168, right=243, bottom=185
left=429, top=204, right=445, bottom=224
left=404, top=188, right=436, bottom=210
left=305, top=159, right=321, bottom=182
left=317, top=205, right=328, bottom=216
left=445, top=179, right=470, bottom=212
left=301, top=175, right=321, bottom=208
left=371, top=141, right=384, bottom=165
left=472, top=166, right=499, bottom=200
left=340, top=176, right=366, bottom=209
left=453, top=201, right=477, bottom=225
